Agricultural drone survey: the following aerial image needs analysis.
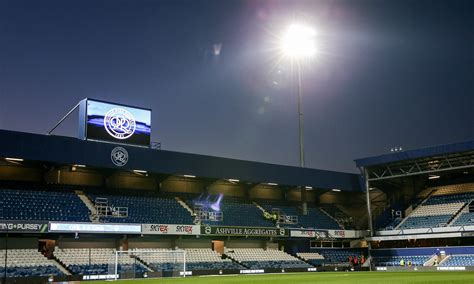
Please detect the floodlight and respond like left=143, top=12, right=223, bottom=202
left=281, top=24, right=317, bottom=59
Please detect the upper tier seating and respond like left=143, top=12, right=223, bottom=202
left=399, top=215, right=453, bottom=229
left=259, top=201, right=341, bottom=229
left=198, top=197, right=274, bottom=227
left=54, top=248, right=147, bottom=275
left=441, top=255, right=474, bottom=266
left=431, top=183, right=474, bottom=196
left=132, top=248, right=243, bottom=271
left=409, top=202, right=465, bottom=217
left=0, top=188, right=90, bottom=222
left=372, top=255, right=430, bottom=266
left=0, top=249, right=63, bottom=278
left=397, top=190, right=473, bottom=229
left=89, top=194, right=193, bottom=224
left=225, top=248, right=311, bottom=269
left=297, top=252, right=325, bottom=266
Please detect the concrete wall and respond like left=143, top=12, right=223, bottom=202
left=106, top=173, right=157, bottom=190
left=161, top=177, right=203, bottom=194
left=249, top=185, right=282, bottom=200
left=208, top=181, right=246, bottom=198
left=0, top=165, right=43, bottom=182
left=44, top=167, right=104, bottom=187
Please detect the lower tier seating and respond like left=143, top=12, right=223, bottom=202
left=372, top=255, right=430, bottom=266
left=225, top=248, right=311, bottom=269
left=54, top=248, right=147, bottom=275
left=132, top=248, right=243, bottom=271
left=297, top=252, right=325, bottom=266
left=441, top=255, right=474, bottom=266
left=0, top=249, right=63, bottom=278
left=313, top=249, right=366, bottom=264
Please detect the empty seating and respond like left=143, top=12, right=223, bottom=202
left=54, top=248, right=147, bottom=275
left=453, top=212, right=474, bottom=226
left=198, top=197, right=274, bottom=227
left=297, top=252, right=325, bottom=266
left=441, top=255, right=474, bottom=266
left=397, top=193, right=471, bottom=229
left=313, top=249, right=366, bottom=264
left=373, top=255, right=430, bottom=266
left=225, top=248, right=311, bottom=269
left=399, top=215, right=453, bottom=229
left=259, top=200, right=341, bottom=229
left=431, top=183, right=474, bottom=196
left=0, top=189, right=90, bottom=222
left=0, top=249, right=63, bottom=278
left=132, top=248, right=242, bottom=271
left=89, top=194, right=194, bottom=224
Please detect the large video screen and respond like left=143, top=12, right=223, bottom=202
left=85, top=100, right=151, bottom=146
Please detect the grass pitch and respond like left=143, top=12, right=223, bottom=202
left=88, top=271, right=474, bottom=284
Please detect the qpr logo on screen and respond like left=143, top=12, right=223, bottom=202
left=111, top=147, right=129, bottom=167
left=104, top=108, right=136, bottom=140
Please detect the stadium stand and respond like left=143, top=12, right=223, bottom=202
left=311, top=249, right=366, bottom=265
left=224, top=248, right=312, bottom=269
left=196, top=196, right=274, bottom=227
left=296, top=252, right=325, bottom=266
left=89, top=193, right=194, bottom=224
left=132, top=248, right=243, bottom=271
left=441, top=255, right=474, bottom=266
left=453, top=212, right=474, bottom=226
left=0, top=188, right=90, bottom=222
left=394, top=184, right=474, bottom=230
left=0, top=249, right=63, bottom=277
left=372, top=255, right=430, bottom=266
left=54, top=248, right=147, bottom=275
left=258, top=200, right=341, bottom=229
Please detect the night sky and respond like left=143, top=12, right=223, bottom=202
left=0, top=0, right=472, bottom=173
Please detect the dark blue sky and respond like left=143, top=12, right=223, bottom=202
left=0, top=0, right=472, bottom=173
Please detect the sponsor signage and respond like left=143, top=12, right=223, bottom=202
left=0, top=221, right=48, bottom=233
left=201, top=225, right=288, bottom=237
left=142, top=224, right=200, bottom=235
left=240, top=269, right=264, bottom=274
left=290, top=229, right=328, bottom=239
left=49, top=222, right=141, bottom=234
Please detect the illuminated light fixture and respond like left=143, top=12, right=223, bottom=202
left=369, top=187, right=376, bottom=191
left=267, top=182, right=278, bottom=186
left=228, top=179, right=240, bottom=183
left=133, top=170, right=147, bottom=174
left=281, top=23, right=317, bottom=59
left=183, top=175, right=196, bottom=178
left=331, top=188, right=341, bottom=192
left=5, top=158, right=24, bottom=162
left=428, top=175, right=440, bottom=180
left=305, top=186, right=313, bottom=190
left=73, top=164, right=86, bottom=168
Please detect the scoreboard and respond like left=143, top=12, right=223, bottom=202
left=78, top=98, right=152, bottom=147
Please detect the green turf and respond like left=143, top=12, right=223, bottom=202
left=87, top=271, right=474, bottom=284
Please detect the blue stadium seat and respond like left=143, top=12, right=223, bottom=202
left=0, top=188, right=90, bottom=222
left=89, top=194, right=194, bottom=224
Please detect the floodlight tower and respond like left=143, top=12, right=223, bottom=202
left=280, top=24, right=317, bottom=215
